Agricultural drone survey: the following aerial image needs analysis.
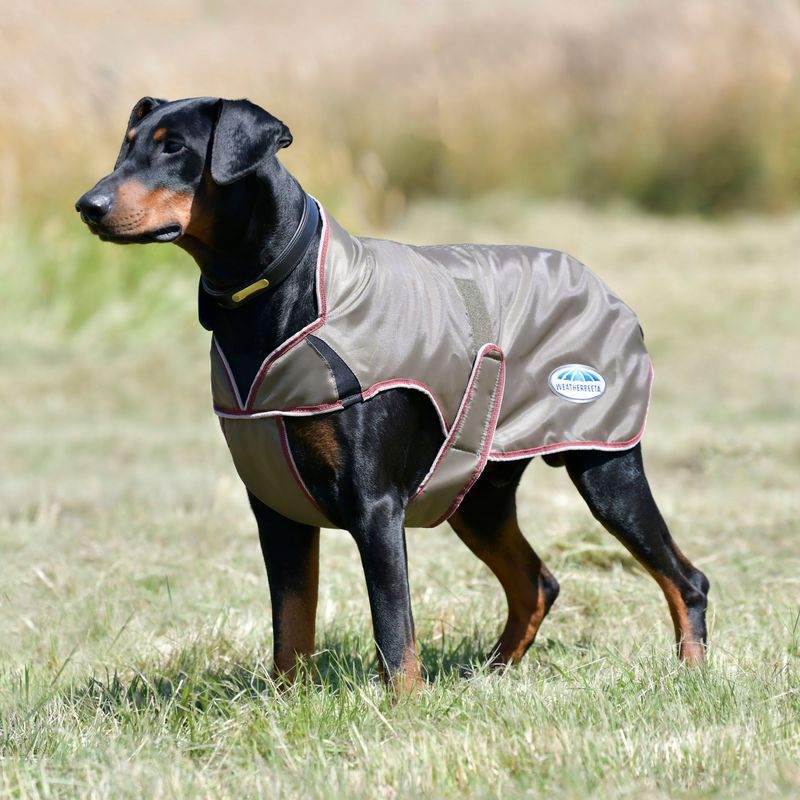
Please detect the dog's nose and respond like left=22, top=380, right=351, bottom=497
left=75, top=192, right=112, bottom=222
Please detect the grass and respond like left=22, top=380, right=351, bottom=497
left=4, top=0, right=800, bottom=218
left=1, top=198, right=799, bottom=797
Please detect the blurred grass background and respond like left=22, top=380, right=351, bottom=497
left=2, top=2, right=800, bottom=796
left=3, top=0, right=800, bottom=222
left=3, top=0, right=800, bottom=345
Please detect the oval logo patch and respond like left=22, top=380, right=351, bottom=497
left=548, top=364, right=606, bottom=403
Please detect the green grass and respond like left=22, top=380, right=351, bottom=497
left=1, top=199, right=799, bottom=797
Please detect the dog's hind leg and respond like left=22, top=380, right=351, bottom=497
left=563, top=444, right=709, bottom=664
left=449, top=460, right=560, bottom=667
left=249, top=492, right=320, bottom=683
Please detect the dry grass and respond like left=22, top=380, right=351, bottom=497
left=4, top=0, right=800, bottom=217
left=2, top=3, right=799, bottom=793
left=1, top=197, right=799, bottom=797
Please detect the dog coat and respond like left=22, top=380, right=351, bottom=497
left=211, top=201, right=652, bottom=528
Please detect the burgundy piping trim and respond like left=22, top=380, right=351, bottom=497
left=410, top=344, right=504, bottom=504
left=212, top=200, right=331, bottom=413
left=212, top=203, right=654, bottom=515
left=212, top=337, right=245, bottom=410
left=352, top=380, right=448, bottom=431
left=486, top=361, right=654, bottom=460
left=244, top=205, right=330, bottom=410
left=276, top=417, right=330, bottom=521
left=214, top=378, right=449, bottom=434
left=214, top=400, right=344, bottom=418
left=430, top=352, right=506, bottom=526
left=214, top=356, right=652, bottom=462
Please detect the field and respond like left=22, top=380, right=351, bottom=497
left=4, top=0, right=800, bottom=217
left=1, top=197, right=799, bottom=797
left=2, top=0, right=800, bottom=794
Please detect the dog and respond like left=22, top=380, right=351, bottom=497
left=76, top=96, right=709, bottom=691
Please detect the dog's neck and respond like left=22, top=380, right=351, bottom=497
left=178, top=160, right=321, bottom=394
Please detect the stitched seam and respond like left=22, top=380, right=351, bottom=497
left=431, top=353, right=506, bottom=526
left=243, top=199, right=330, bottom=410
left=360, top=380, right=448, bottom=432
left=212, top=336, right=245, bottom=411
left=487, top=360, right=653, bottom=460
left=214, top=380, right=448, bottom=436
left=276, top=417, right=330, bottom=520
left=475, top=355, right=503, bottom=455
left=410, top=344, right=503, bottom=502
left=214, top=400, right=344, bottom=417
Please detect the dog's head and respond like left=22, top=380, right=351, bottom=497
left=75, top=96, right=292, bottom=244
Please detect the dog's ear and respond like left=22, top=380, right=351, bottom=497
left=210, top=99, right=293, bottom=185
left=115, top=96, right=168, bottom=168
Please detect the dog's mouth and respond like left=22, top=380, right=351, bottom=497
left=148, top=224, right=183, bottom=243
left=85, top=221, right=184, bottom=244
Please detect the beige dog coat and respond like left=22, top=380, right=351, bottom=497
left=211, top=201, right=652, bottom=528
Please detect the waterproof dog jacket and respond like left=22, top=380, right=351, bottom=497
left=211, top=201, right=652, bottom=528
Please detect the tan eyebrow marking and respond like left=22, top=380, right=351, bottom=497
left=126, top=127, right=137, bottom=142
left=153, top=127, right=167, bottom=143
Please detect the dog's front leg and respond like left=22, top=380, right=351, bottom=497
left=248, top=491, right=320, bottom=684
left=350, top=500, right=421, bottom=694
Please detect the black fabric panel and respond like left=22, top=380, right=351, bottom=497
left=307, top=334, right=363, bottom=406
left=198, top=278, right=218, bottom=330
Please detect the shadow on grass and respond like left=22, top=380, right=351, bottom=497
left=60, top=628, right=575, bottom=722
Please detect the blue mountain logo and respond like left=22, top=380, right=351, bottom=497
left=555, top=367, right=603, bottom=383
left=548, top=364, right=606, bottom=403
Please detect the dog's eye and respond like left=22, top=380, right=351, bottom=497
left=163, top=140, right=185, bottom=154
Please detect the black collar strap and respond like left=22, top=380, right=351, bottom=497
left=201, top=194, right=319, bottom=310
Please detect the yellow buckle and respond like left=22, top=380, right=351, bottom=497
left=231, top=278, right=270, bottom=304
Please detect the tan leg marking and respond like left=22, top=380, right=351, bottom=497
left=273, top=593, right=318, bottom=682
left=392, top=638, right=423, bottom=695
left=654, top=574, right=705, bottom=666
left=272, top=531, right=320, bottom=685
left=450, top=512, right=553, bottom=666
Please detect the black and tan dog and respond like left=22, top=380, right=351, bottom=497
left=76, top=97, right=709, bottom=691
